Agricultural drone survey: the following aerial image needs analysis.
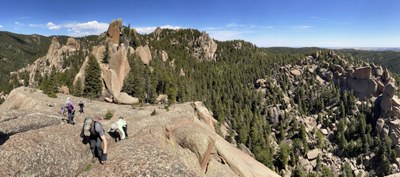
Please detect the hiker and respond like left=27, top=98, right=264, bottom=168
left=66, top=99, right=75, bottom=124
left=81, top=117, right=108, bottom=164
left=108, top=117, right=128, bottom=142
left=59, top=106, right=66, bottom=117
left=78, top=101, right=85, bottom=114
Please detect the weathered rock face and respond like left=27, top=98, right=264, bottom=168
left=16, top=36, right=80, bottom=86
left=161, top=50, right=169, bottom=62
left=109, top=44, right=130, bottom=86
left=0, top=87, right=278, bottom=177
left=67, top=37, right=80, bottom=48
left=352, top=66, right=371, bottom=79
left=107, top=19, right=122, bottom=44
left=79, top=127, right=199, bottom=177
left=135, top=45, right=152, bottom=65
left=307, top=149, right=321, bottom=160
left=0, top=125, right=90, bottom=176
left=192, top=33, right=218, bottom=61
left=347, top=78, right=378, bottom=100
left=101, top=67, right=122, bottom=97
left=193, top=101, right=217, bottom=132
left=290, top=69, right=302, bottom=76
left=385, top=83, right=398, bottom=98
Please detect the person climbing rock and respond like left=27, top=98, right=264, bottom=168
left=81, top=117, right=108, bottom=164
left=66, top=98, right=75, bottom=125
left=78, top=101, right=85, bottom=114
left=108, top=117, right=128, bottom=142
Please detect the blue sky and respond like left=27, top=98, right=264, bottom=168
left=0, top=0, right=399, bottom=47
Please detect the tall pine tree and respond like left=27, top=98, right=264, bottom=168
left=83, top=54, right=102, bottom=98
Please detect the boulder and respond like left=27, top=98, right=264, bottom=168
left=352, top=66, right=371, bottom=79
left=156, top=94, right=168, bottom=104
left=109, top=45, right=130, bottom=85
left=105, top=97, right=113, bottom=103
left=107, top=19, right=122, bottom=44
left=389, top=119, right=400, bottom=146
left=320, top=129, right=329, bottom=135
left=307, top=149, right=320, bottom=160
left=66, top=38, right=79, bottom=48
left=161, top=50, right=169, bottom=62
left=375, top=78, right=385, bottom=95
left=384, top=83, right=397, bottom=98
left=255, top=79, right=267, bottom=88
left=381, top=94, right=393, bottom=114
left=383, top=68, right=391, bottom=83
left=299, top=158, right=313, bottom=172
left=375, top=118, right=385, bottom=132
left=115, top=92, right=139, bottom=105
left=0, top=125, right=90, bottom=176
left=268, top=107, right=283, bottom=125
left=334, top=65, right=345, bottom=73
left=58, top=85, right=70, bottom=94
left=290, top=69, right=302, bottom=76
left=180, top=68, right=186, bottom=76
left=135, top=45, right=152, bottom=65
left=390, top=106, right=400, bottom=117
left=374, top=66, right=384, bottom=77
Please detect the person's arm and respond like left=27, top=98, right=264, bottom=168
left=100, top=134, right=108, bottom=154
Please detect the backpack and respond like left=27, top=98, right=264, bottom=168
left=67, top=102, right=74, bottom=112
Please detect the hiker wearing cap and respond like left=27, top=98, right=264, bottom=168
left=81, top=118, right=108, bottom=164
left=108, top=117, right=128, bottom=142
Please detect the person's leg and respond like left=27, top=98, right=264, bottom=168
left=95, top=137, right=103, bottom=158
left=67, top=113, right=72, bottom=124
left=123, top=125, right=128, bottom=138
left=89, top=138, right=97, bottom=157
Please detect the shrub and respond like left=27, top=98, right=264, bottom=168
left=105, top=109, right=113, bottom=120
left=150, top=109, right=157, bottom=116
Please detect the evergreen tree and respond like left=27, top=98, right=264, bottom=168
left=102, top=45, right=110, bottom=64
left=83, top=54, right=102, bottom=98
left=123, top=54, right=145, bottom=101
left=73, top=79, right=83, bottom=97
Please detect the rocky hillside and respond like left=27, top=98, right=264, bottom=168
left=3, top=18, right=400, bottom=176
left=0, top=87, right=278, bottom=176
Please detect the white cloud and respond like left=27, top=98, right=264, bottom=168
left=293, top=25, right=313, bottom=30
left=14, top=22, right=20, bottom=25
left=30, top=21, right=109, bottom=36
left=135, top=25, right=183, bottom=34
left=47, top=22, right=60, bottom=30
left=0, top=25, right=3, bottom=28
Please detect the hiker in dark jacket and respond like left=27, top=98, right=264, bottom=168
left=78, top=101, right=85, bottom=114
left=81, top=117, right=108, bottom=164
